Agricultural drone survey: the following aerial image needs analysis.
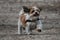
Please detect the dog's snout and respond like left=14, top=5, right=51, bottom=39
left=35, top=12, right=39, bottom=15
left=33, top=12, right=39, bottom=16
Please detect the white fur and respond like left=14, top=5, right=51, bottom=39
left=32, top=6, right=38, bottom=10
left=19, top=8, right=23, bottom=15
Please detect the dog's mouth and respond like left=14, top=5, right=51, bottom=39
left=33, top=12, right=39, bottom=16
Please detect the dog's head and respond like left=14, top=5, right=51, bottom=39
left=23, top=6, right=42, bottom=16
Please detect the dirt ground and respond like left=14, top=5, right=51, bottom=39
left=0, top=25, right=60, bottom=40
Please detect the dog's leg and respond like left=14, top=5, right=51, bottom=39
left=18, top=19, right=23, bottom=34
left=36, top=20, right=43, bottom=32
left=25, top=22, right=31, bottom=34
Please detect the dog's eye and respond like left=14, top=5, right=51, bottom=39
left=37, top=10, right=40, bottom=12
left=31, top=10, right=34, bottom=13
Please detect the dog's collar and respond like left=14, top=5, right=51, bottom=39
left=26, top=18, right=40, bottom=22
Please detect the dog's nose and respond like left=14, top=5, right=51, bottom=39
left=35, top=12, right=38, bottom=14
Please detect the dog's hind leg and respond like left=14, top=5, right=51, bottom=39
left=18, top=19, right=23, bottom=34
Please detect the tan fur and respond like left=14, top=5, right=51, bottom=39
left=20, top=13, right=26, bottom=27
left=30, top=8, right=34, bottom=14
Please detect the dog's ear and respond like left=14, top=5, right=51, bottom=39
left=39, top=8, right=42, bottom=11
left=38, top=7, right=42, bottom=11
left=22, top=6, right=30, bottom=13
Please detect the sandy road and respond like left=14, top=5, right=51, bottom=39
left=0, top=25, right=60, bottom=40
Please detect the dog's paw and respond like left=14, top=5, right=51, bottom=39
left=26, top=32, right=31, bottom=35
left=36, top=29, right=42, bottom=32
left=37, top=29, right=41, bottom=32
left=18, top=32, right=22, bottom=34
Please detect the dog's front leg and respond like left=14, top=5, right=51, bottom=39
left=25, top=22, right=31, bottom=34
left=36, top=20, right=43, bottom=32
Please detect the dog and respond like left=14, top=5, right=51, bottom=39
left=18, top=6, right=43, bottom=34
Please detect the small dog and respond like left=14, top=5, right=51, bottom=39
left=18, top=6, right=43, bottom=34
